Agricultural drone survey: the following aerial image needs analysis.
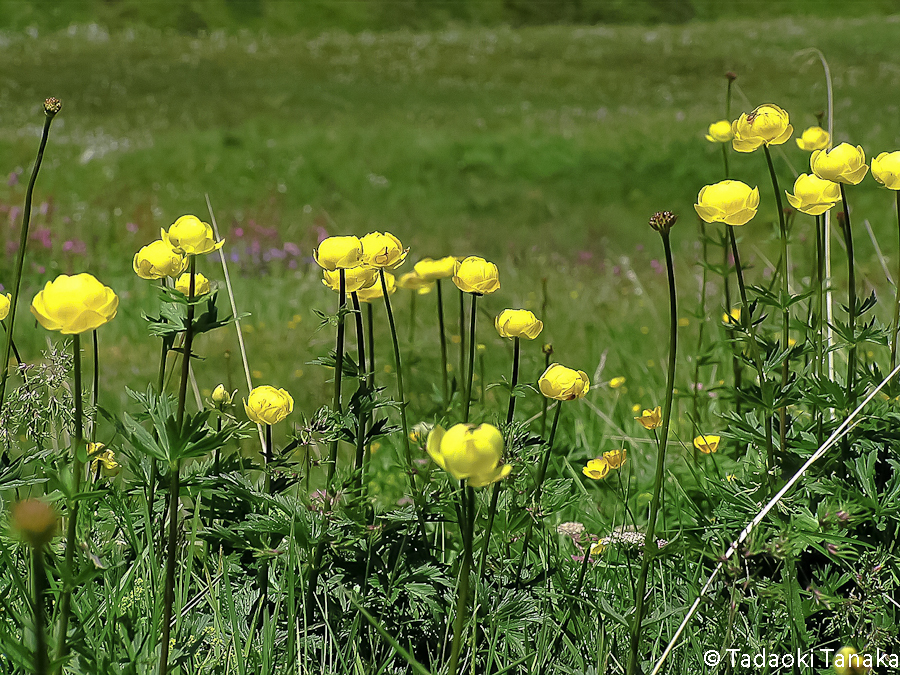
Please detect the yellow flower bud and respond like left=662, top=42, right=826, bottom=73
left=413, top=256, right=459, bottom=281
left=175, top=272, right=210, bottom=296
left=872, top=151, right=900, bottom=190
left=609, top=376, right=626, bottom=389
left=693, top=434, right=720, bottom=454
left=453, top=256, right=500, bottom=295
left=322, top=266, right=379, bottom=293
left=30, top=273, right=118, bottom=335
left=603, top=449, right=626, bottom=469
left=538, top=363, right=590, bottom=401
left=635, top=406, right=662, bottom=429
left=731, top=104, right=793, bottom=153
left=426, top=423, right=511, bottom=488
left=244, top=385, right=294, bottom=425
left=11, top=499, right=59, bottom=547
left=795, top=125, right=830, bottom=151
left=356, top=272, right=396, bottom=303
left=397, top=271, right=434, bottom=294
left=810, top=143, right=869, bottom=185
left=0, top=292, right=10, bottom=321
left=161, top=215, right=224, bottom=256
left=582, top=458, right=610, bottom=480
left=314, top=236, right=363, bottom=271
left=133, top=240, right=188, bottom=280
left=694, top=180, right=760, bottom=226
left=211, top=384, right=235, bottom=408
left=705, top=120, right=733, bottom=143
left=785, top=173, right=841, bottom=216
left=494, top=309, right=543, bottom=340
left=360, top=231, right=408, bottom=269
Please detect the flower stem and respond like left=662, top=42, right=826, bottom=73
left=90, top=330, right=99, bottom=441
left=436, top=279, right=450, bottom=408
left=626, top=229, right=678, bottom=675
left=0, top=104, right=58, bottom=414
left=448, top=483, right=475, bottom=675
left=53, top=334, right=83, bottom=673
left=147, top=279, right=169, bottom=550
left=32, top=545, right=48, bottom=675
left=351, top=292, right=367, bottom=476
left=326, top=269, right=347, bottom=488
left=459, top=287, right=467, bottom=391
left=539, top=348, right=551, bottom=436
left=514, top=401, right=562, bottom=589
left=890, top=192, right=900, bottom=391
left=840, top=185, right=857, bottom=410
left=463, top=293, right=478, bottom=423
left=692, top=222, right=709, bottom=455
left=815, top=214, right=825, bottom=444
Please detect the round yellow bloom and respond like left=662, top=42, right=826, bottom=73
left=0, top=292, right=10, bottom=321
left=133, top=240, right=188, bottom=280
left=582, top=458, right=610, bottom=480
left=244, top=385, right=294, bottom=425
left=397, top=271, right=434, bottom=294
left=356, top=272, right=396, bottom=303
left=413, top=256, right=459, bottom=280
left=810, top=143, right=869, bottom=185
left=175, top=272, right=210, bottom=296
left=11, top=499, right=59, bottom=547
left=731, top=104, right=793, bottom=153
left=314, top=236, right=363, bottom=271
left=635, top=406, right=662, bottom=429
left=538, top=363, right=590, bottom=401
left=796, top=125, right=830, bottom=151
left=833, top=646, right=865, bottom=675
left=872, top=151, right=900, bottom=190
left=785, top=173, right=841, bottom=216
left=31, top=274, right=118, bottom=335
left=494, top=309, right=543, bottom=340
left=161, top=215, right=224, bottom=256
left=694, top=180, right=760, bottom=226
left=426, top=423, right=511, bottom=488
left=693, top=434, right=720, bottom=454
left=453, top=256, right=500, bottom=295
left=705, top=120, right=733, bottom=143
left=609, top=376, right=626, bottom=389
left=603, top=449, right=626, bottom=469
left=322, top=266, right=379, bottom=293
left=360, top=231, right=408, bottom=269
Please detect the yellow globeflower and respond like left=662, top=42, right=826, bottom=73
left=356, top=272, right=396, bottom=303
left=494, top=309, right=543, bottom=340
left=397, top=271, right=434, bottom=294
left=161, top=215, right=224, bottom=256
left=582, top=458, right=610, bottom=480
left=731, top=104, right=793, bottom=153
left=538, top=363, right=590, bottom=401
left=872, top=151, right=900, bottom=190
left=705, top=120, right=733, bottom=143
left=693, top=434, right=720, bottom=454
left=603, top=449, right=626, bottom=469
left=785, top=174, right=841, bottom=216
left=314, top=235, right=363, bottom=271
left=360, top=231, right=408, bottom=269
left=426, top=423, right=511, bottom=488
left=635, top=406, right=662, bottom=429
left=322, top=266, right=379, bottom=293
left=413, top=256, right=459, bottom=281
left=694, top=180, right=759, bottom=226
left=453, top=256, right=500, bottom=295
left=833, top=646, right=867, bottom=675
left=609, top=376, right=626, bottom=389
left=31, top=274, right=118, bottom=335
left=244, top=385, right=294, bottom=425
left=133, top=240, right=188, bottom=280
left=0, top=292, right=10, bottom=321
left=810, top=143, right=869, bottom=185
left=175, top=272, right=210, bottom=296
left=796, top=126, right=830, bottom=151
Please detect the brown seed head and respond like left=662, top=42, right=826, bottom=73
left=649, top=211, right=677, bottom=234
left=726, top=71, right=737, bottom=81
left=43, top=97, right=62, bottom=117
left=11, top=499, right=59, bottom=547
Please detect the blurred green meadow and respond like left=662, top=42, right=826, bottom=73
left=3, top=5, right=900, bottom=447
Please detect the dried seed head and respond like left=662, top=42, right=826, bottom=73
left=43, top=97, right=62, bottom=117
left=726, top=71, right=737, bottom=81
left=649, top=210, right=677, bottom=234
left=11, top=499, right=59, bottom=547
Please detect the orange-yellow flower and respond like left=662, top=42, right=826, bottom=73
left=635, top=406, right=662, bottom=429
left=603, top=449, right=627, bottom=469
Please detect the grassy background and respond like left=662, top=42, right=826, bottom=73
left=3, top=5, right=900, bottom=456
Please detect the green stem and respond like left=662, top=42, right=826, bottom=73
left=539, top=349, right=551, bottom=436
left=256, top=424, right=274, bottom=627
left=409, top=289, right=416, bottom=345
left=459, top=287, right=466, bottom=389
left=692, top=222, right=709, bottom=455
left=0, top=107, right=58, bottom=414
left=436, top=279, right=449, bottom=407
left=33, top=545, right=48, bottom=675
left=90, top=330, right=99, bottom=441
left=326, top=269, right=347, bottom=488
left=53, top=334, right=83, bottom=673
left=448, top=483, right=475, bottom=675
left=147, top=286, right=169, bottom=550
left=351, top=292, right=367, bottom=476
left=626, top=229, right=678, bottom=675
left=840, top=184, right=857, bottom=410
left=890, top=192, right=900, bottom=390
left=815, top=215, right=825, bottom=444
left=463, top=293, right=478, bottom=423
left=514, top=402, right=562, bottom=589
left=365, top=302, right=375, bottom=487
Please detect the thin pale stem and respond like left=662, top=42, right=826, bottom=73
left=626, top=230, right=678, bottom=675
left=448, top=483, right=475, bottom=675
left=436, top=279, right=449, bottom=407
left=692, top=222, right=709, bottom=455
left=326, top=269, right=347, bottom=488
left=463, top=294, right=478, bottom=423
left=33, top=545, right=48, bottom=675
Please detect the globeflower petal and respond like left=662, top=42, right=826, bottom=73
left=872, top=151, right=900, bottom=190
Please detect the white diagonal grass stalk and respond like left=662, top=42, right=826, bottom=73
left=650, top=361, right=900, bottom=675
